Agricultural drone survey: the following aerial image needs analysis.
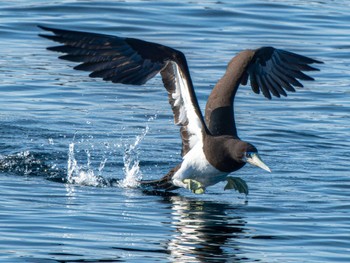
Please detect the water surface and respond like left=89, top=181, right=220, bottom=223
left=0, top=0, right=349, bottom=262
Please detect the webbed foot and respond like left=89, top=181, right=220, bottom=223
left=183, top=179, right=205, bottom=194
left=224, top=176, right=249, bottom=195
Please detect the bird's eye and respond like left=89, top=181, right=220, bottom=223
left=245, top=152, right=254, bottom=158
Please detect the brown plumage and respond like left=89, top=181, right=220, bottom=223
left=39, top=25, right=322, bottom=194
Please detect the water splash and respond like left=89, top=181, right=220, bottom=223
left=0, top=116, right=156, bottom=190
left=66, top=143, right=101, bottom=187
left=65, top=115, right=157, bottom=189
left=118, top=115, right=156, bottom=188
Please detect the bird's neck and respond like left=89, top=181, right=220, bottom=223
left=205, top=50, right=255, bottom=136
left=213, top=50, right=255, bottom=106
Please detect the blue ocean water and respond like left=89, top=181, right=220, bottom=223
left=0, top=0, right=349, bottom=262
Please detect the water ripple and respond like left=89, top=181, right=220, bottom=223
left=0, top=0, right=350, bottom=262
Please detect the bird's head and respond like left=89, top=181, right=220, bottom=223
left=237, top=142, right=271, bottom=172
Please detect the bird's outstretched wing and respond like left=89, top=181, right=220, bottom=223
left=244, top=47, right=323, bottom=99
left=205, top=46, right=323, bottom=136
left=39, top=26, right=206, bottom=156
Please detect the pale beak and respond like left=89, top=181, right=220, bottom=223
left=246, top=153, right=271, bottom=172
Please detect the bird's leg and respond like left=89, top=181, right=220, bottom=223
left=224, top=176, right=249, bottom=195
left=183, top=179, right=205, bottom=194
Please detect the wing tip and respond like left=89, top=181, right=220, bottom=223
left=312, top=58, right=324, bottom=64
left=38, top=33, right=48, bottom=39
left=38, top=25, right=58, bottom=41
left=37, top=25, right=46, bottom=30
left=38, top=25, right=55, bottom=33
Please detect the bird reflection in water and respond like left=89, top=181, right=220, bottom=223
left=147, top=191, right=254, bottom=262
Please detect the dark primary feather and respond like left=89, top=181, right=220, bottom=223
left=39, top=25, right=208, bottom=156
left=246, top=46, right=323, bottom=99
left=38, top=25, right=177, bottom=85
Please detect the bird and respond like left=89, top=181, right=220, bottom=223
left=38, top=25, right=322, bottom=195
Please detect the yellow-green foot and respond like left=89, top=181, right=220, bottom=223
left=183, top=179, right=205, bottom=194
left=224, top=176, right=249, bottom=195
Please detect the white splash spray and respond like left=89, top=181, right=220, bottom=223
left=67, top=142, right=101, bottom=187
left=65, top=115, right=157, bottom=189
left=118, top=115, right=156, bottom=188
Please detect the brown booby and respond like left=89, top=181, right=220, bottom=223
left=39, top=26, right=322, bottom=194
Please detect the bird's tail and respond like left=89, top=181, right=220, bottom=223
left=139, top=165, right=180, bottom=191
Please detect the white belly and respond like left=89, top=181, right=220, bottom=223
left=172, top=142, right=228, bottom=188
